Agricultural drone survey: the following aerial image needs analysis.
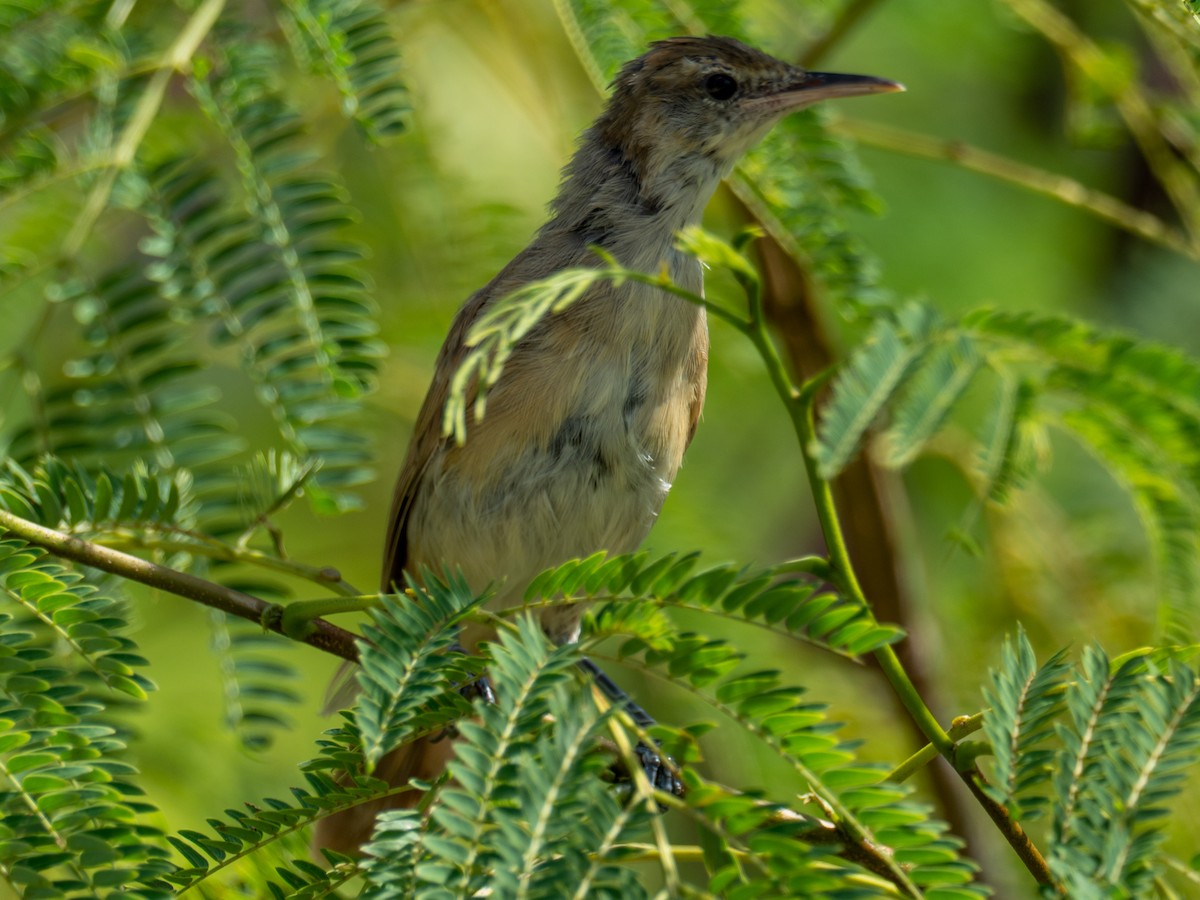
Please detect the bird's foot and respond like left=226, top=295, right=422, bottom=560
left=431, top=642, right=494, bottom=742
left=635, top=741, right=684, bottom=799
left=448, top=639, right=494, bottom=705
left=610, top=740, right=684, bottom=805
left=457, top=671, right=495, bottom=705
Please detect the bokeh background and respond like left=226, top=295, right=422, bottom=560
left=4, top=0, right=1199, bottom=895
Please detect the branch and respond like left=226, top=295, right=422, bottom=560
left=1001, top=0, right=1200, bottom=243
left=0, top=507, right=359, bottom=662
left=60, top=0, right=227, bottom=259
left=958, top=766, right=1057, bottom=890
left=835, top=117, right=1199, bottom=260
left=801, top=0, right=888, bottom=69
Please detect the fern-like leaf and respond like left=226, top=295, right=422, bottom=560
left=355, top=573, right=485, bottom=766
left=0, top=456, right=197, bottom=541
left=159, top=768, right=379, bottom=894
left=280, top=0, right=409, bottom=142
left=975, top=375, right=1043, bottom=504
left=395, top=616, right=641, bottom=898
left=1098, top=661, right=1200, bottom=891
left=0, top=537, right=155, bottom=700
left=0, top=605, right=169, bottom=897
left=1050, top=645, right=1143, bottom=879
left=814, top=317, right=923, bottom=478
left=184, top=38, right=384, bottom=513
left=446, top=267, right=606, bottom=444
left=981, top=629, right=1070, bottom=820
left=881, top=332, right=982, bottom=468
left=9, top=269, right=241, bottom=482
left=526, top=551, right=903, bottom=659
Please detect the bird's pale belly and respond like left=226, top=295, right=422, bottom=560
left=408, top=298, right=706, bottom=645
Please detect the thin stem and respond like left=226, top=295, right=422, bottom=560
left=605, top=719, right=680, bottom=892
left=1001, top=0, right=1200, bottom=243
left=836, top=117, right=1198, bottom=260
left=60, top=0, right=227, bottom=260
left=959, top=766, right=1057, bottom=889
left=801, top=0, right=887, bottom=69
left=791, top=378, right=955, bottom=756
left=0, top=507, right=359, bottom=661
left=615, top=268, right=752, bottom=332
left=101, top=531, right=363, bottom=596
left=888, top=713, right=984, bottom=783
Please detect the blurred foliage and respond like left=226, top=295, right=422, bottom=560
left=1, top=0, right=1200, bottom=896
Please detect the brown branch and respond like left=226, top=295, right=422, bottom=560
left=0, top=507, right=360, bottom=662
left=958, top=766, right=1058, bottom=890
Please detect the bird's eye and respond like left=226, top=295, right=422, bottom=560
left=704, top=72, right=738, bottom=101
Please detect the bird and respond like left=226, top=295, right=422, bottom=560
left=315, top=34, right=901, bottom=855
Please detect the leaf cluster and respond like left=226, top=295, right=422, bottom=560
left=0, top=545, right=167, bottom=897
left=982, top=632, right=1200, bottom=896
left=814, top=304, right=1200, bottom=640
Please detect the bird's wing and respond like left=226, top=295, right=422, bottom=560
left=380, top=286, right=490, bottom=592
left=684, top=317, right=709, bottom=450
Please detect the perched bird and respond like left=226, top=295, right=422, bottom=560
left=317, top=34, right=901, bottom=854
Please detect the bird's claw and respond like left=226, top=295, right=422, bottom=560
left=447, top=640, right=494, bottom=705
left=635, top=741, right=684, bottom=799
left=431, top=671, right=495, bottom=743
left=459, top=672, right=495, bottom=705
left=610, top=740, right=684, bottom=806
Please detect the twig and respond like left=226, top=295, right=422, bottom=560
left=835, top=117, right=1199, bottom=260
left=958, top=766, right=1058, bottom=890
left=1001, top=0, right=1200, bottom=244
left=59, top=0, right=227, bottom=260
left=801, top=0, right=887, bottom=69
left=888, top=713, right=985, bottom=783
left=0, top=507, right=359, bottom=661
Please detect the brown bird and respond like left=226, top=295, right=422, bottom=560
left=316, top=34, right=901, bottom=854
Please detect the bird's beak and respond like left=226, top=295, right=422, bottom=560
left=748, top=71, right=904, bottom=114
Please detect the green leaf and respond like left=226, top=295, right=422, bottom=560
left=815, top=317, right=923, bottom=478
left=881, top=333, right=981, bottom=468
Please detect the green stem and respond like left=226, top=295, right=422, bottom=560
left=749, top=301, right=955, bottom=757
left=271, top=595, right=379, bottom=640
left=835, top=117, right=1198, bottom=260
left=888, top=713, right=984, bottom=782
left=801, top=390, right=954, bottom=756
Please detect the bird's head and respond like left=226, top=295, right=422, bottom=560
left=597, top=35, right=902, bottom=184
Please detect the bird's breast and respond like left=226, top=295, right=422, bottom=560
left=408, top=261, right=708, bottom=632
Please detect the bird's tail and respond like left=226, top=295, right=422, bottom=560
left=312, top=732, right=458, bottom=856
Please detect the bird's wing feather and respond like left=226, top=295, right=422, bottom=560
left=685, top=318, right=709, bottom=449
left=380, top=287, right=489, bottom=592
